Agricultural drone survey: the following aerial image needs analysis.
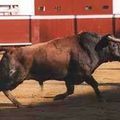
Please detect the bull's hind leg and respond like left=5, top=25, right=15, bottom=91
left=3, top=91, right=23, bottom=108
left=85, top=75, right=103, bottom=101
left=54, top=79, right=74, bottom=100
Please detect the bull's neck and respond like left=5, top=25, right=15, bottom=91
left=97, top=47, right=113, bottom=64
left=90, top=47, right=111, bottom=73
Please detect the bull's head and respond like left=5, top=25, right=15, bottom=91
left=0, top=47, right=27, bottom=91
left=95, top=35, right=120, bottom=61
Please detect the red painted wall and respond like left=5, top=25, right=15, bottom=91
left=0, top=0, right=120, bottom=45
left=77, top=18, right=113, bottom=35
left=38, top=19, right=74, bottom=42
left=35, top=0, right=112, bottom=15
left=114, top=17, right=120, bottom=37
left=0, top=19, right=31, bottom=43
left=34, top=0, right=114, bottom=43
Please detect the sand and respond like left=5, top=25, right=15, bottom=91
left=0, top=62, right=120, bottom=120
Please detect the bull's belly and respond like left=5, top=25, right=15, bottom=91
left=48, top=69, right=68, bottom=80
left=30, top=68, right=68, bottom=81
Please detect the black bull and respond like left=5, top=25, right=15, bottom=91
left=0, top=32, right=120, bottom=107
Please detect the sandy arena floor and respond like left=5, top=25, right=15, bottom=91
left=0, top=62, right=120, bottom=120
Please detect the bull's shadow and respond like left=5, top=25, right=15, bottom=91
left=43, top=82, right=120, bottom=102
left=0, top=83, right=120, bottom=120
left=1, top=82, right=120, bottom=106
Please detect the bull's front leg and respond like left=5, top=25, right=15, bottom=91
left=54, top=80, right=74, bottom=100
left=84, top=75, right=104, bottom=102
left=3, top=91, right=23, bottom=108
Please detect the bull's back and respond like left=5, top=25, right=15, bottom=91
left=44, top=36, right=92, bottom=76
left=28, top=41, right=72, bottom=80
left=25, top=35, right=94, bottom=79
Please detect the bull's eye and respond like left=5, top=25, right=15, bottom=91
left=112, top=44, right=115, bottom=47
left=112, top=44, right=118, bottom=48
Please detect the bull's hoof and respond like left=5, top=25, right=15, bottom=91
left=16, top=104, right=33, bottom=108
left=54, top=94, right=67, bottom=101
left=12, top=101, right=23, bottom=108
left=15, top=103, right=25, bottom=108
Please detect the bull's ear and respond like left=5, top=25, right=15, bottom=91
left=95, top=34, right=111, bottom=51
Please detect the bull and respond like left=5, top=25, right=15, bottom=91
left=0, top=32, right=120, bottom=107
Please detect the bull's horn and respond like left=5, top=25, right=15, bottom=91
left=108, top=36, right=120, bottom=42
